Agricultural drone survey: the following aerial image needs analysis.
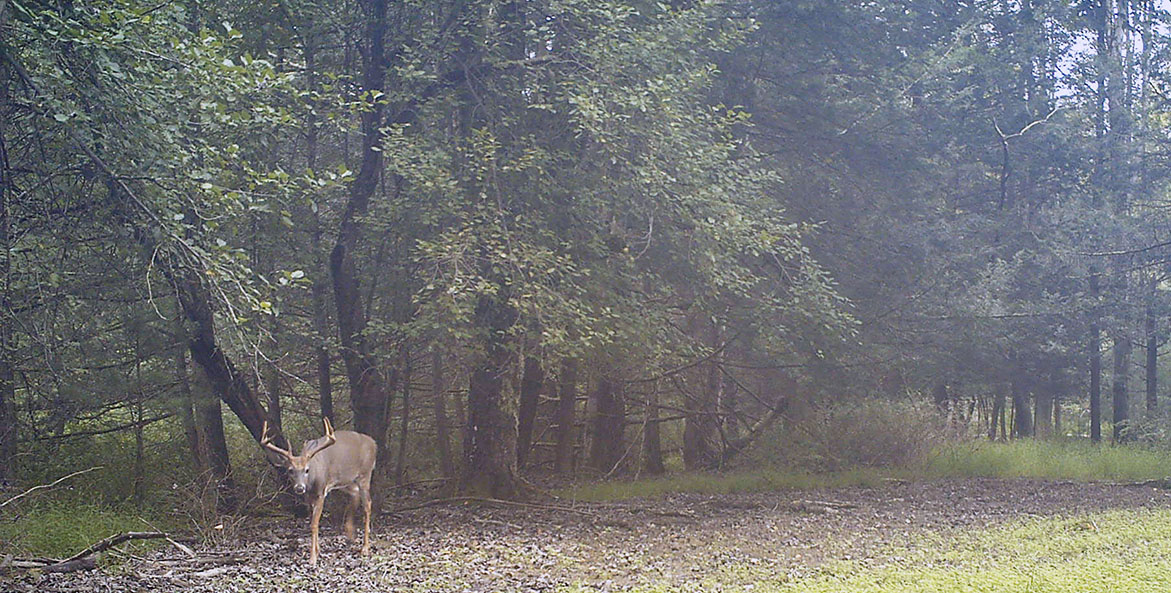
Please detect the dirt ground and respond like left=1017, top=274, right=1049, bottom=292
left=10, top=478, right=1171, bottom=592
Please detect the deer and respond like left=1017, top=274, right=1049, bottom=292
left=260, top=417, right=376, bottom=567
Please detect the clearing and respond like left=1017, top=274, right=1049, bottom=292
left=10, top=477, right=1171, bottom=592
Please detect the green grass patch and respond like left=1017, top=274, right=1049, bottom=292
left=925, top=439, right=1171, bottom=482
left=0, top=502, right=171, bottom=559
left=561, top=440, right=1171, bottom=502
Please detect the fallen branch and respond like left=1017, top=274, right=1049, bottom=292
left=4, top=531, right=173, bottom=573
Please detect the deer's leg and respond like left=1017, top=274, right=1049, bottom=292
left=360, top=486, right=372, bottom=557
left=343, top=486, right=359, bottom=541
left=309, top=495, right=326, bottom=567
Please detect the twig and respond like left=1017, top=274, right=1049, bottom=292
left=0, top=466, right=103, bottom=510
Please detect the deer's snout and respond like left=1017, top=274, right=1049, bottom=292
left=293, top=484, right=307, bottom=495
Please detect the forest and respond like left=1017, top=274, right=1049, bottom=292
left=6, top=0, right=1171, bottom=591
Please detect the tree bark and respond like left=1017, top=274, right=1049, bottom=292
left=516, top=354, right=543, bottom=468
left=683, top=322, right=722, bottom=470
left=172, top=315, right=207, bottom=475
left=462, top=293, right=521, bottom=498
left=0, top=35, right=16, bottom=486
left=395, top=354, right=411, bottom=486
left=432, top=346, right=454, bottom=480
left=1146, top=280, right=1158, bottom=416
left=1090, top=272, right=1102, bottom=442
left=1113, top=331, right=1132, bottom=443
left=303, top=17, right=334, bottom=424
left=588, top=376, right=625, bottom=474
left=330, top=0, right=392, bottom=446
left=1011, top=373, right=1032, bottom=438
left=641, top=385, right=665, bottom=475
left=553, top=359, right=578, bottom=473
left=1034, top=376, right=1053, bottom=439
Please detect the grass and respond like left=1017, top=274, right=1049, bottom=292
left=0, top=502, right=170, bottom=559
left=561, top=439, right=1171, bottom=502
left=924, top=439, right=1171, bottom=481
left=555, top=508, right=1171, bottom=593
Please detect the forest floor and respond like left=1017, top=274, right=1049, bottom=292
left=10, top=477, right=1171, bottom=592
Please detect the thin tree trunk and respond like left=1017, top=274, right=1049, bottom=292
left=0, top=25, right=17, bottom=486
left=173, top=315, right=207, bottom=475
left=0, top=115, right=15, bottom=486
left=641, top=385, right=665, bottom=475
left=516, top=354, right=543, bottom=468
left=554, top=359, right=578, bottom=473
left=432, top=346, right=454, bottom=480
left=1053, top=391, right=1061, bottom=436
left=1113, top=331, right=1132, bottom=443
left=395, top=354, right=411, bottom=487
left=304, top=22, right=334, bottom=424
left=1035, top=377, right=1053, bottom=439
left=132, top=332, right=145, bottom=509
left=1090, top=272, right=1102, bottom=442
left=266, top=362, right=282, bottom=435
left=989, top=388, right=1005, bottom=441
left=1146, top=280, right=1158, bottom=416
left=1011, top=373, right=1032, bottom=438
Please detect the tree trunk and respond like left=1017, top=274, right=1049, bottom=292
left=933, top=381, right=949, bottom=416
left=462, top=293, right=521, bottom=499
left=0, top=36, right=17, bottom=486
left=588, top=376, right=625, bottom=474
left=304, top=20, right=335, bottom=424
left=395, top=354, right=411, bottom=487
left=684, top=323, right=722, bottom=470
left=330, top=0, right=392, bottom=448
left=989, top=388, right=1005, bottom=441
left=641, top=386, right=665, bottom=475
left=266, top=362, right=282, bottom=435
left=1053, top=391, right=1062, bottom=436
left=1011, top=374, right=1032, bottom=438
left=173, top=315, right=207, bottom=475
left=1146, top=282, right=1158, bottom=416
left=1113, top=331, right=1131, bottom=443
left=1090, top=272, right=1102, bottom=442
left=432, top=346, right=454, bottom=480
left=516, top=354, right=543, bottom=468
left=1035, top=377, right=1053, bottom=439
left=196, top=392, right=235, bottom=511
left=553, top=359, right=578, bottom=473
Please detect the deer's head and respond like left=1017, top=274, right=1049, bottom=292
left=261, top=418, right=337, bottom=495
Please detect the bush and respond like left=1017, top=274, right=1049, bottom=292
left=748, top=398, right=949, bottom=471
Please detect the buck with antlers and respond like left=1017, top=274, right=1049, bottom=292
left=261, top=418, right=376, bottom=566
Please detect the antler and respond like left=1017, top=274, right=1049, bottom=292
left=260, top=420, right=294, bottom=459
left=303, top=417, right=338, bottom=460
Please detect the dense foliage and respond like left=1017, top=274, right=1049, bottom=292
left=2, top=0, right=1170, bottom=508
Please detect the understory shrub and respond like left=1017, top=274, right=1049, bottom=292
left=749, top=398, right=949, bottom=471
